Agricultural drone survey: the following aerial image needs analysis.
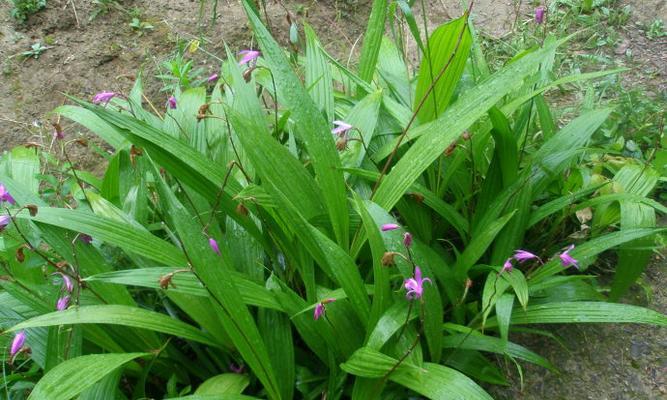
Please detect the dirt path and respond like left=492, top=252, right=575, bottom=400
left=0, top=1, right=665, bottom=399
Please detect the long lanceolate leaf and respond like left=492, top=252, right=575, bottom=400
left=342, top=347, right=493, bottom=400
left=484, top=302, right=667, bottom=327
left=28, top=353, right=148, bottom=400
left=358, top=0, right=388, bottom=83
left=414, top=15, right=472, bottom=123
left=151, top=162, right=283, bottom=400
left=63, top=98, right=269, bottom=252
left=373, top=39, right=566, bottom=211
left=8, top=306, right=219, bottom=347
left=13, top=207, right=186, bottom=267
left=241, top=0, right=349, bottom=249
left=85, top=268, right=280, bottom=310
left=530, top=228, right=665, bottom=283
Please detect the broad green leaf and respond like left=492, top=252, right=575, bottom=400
left=353, top=197, right=391, bottom=332
left=373, top=39, right=565, bottom=211
left=28, top=353, right=147, bottom=400
left=358, top=0, right=388, bottom=82
left=530, top=108, right=612, bottom=193
left=258, top=308, right=295, bottom=400
left=610, top=164, right=659, bottom=300
left=443, top=350, right=508, bottom=386
left=341, top=347, right=492, bottom=399
left=13, top=207, right=187, bottom=267
left=305, top=24, right=334, bottom=121
left=441, top=334, right=555, bottom=371
left=269, top=188, right=371, bottom=324
left=340, top=91, right=382, bottom=171
left=242, top=0, right=349, bottom=248
left=8, top=306, right=220, bottom=347
left=530, top=228, right=664, bottom=282
left=152, top=161, right=282, bottom=400
left=64, top=98, right=268, bottom=251
left=455, top=211, right=515, bottom=280
left=414, top=16, right=472, bottom=123
left=195, top=374, right=250, bottom=395
left=85, top=268, right=280, bottom=310
left=485, top=302, right=667, bottom=326
left=55, top=105, right=128, bottom=149
left=496, top=294, right=514, bottom=343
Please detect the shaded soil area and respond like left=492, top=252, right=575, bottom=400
left=0, top=1, right=665, bottom=399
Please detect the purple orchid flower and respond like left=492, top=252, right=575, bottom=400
left=559, top=244, right=579, bottom=269
left=167, top=96, right=177, bottom=110
left=209, top=237, right=220, bottom=255
left=238, top=50, right=261, bottom=66
left=331, top=120, right=353, bottom=136
left=53, top=129, right=64, bottom=140
left=10, top=331, right=26, bottom=357
left=207, top=73, right=219, bottom=83
left=535, top=6, right=546, bottom=24
left=404, top=266, right=431, bottom=300
left=501, top=258, right=513, bottom=273
left=0, top=184, right=16, bottom=205
left=92, top=91, right=116, bottom=105
left=403, top=232, right=413, bottom=248
left=513, top=249, right=540, bottom=263
left=0, top=215, right=10, bottom=230
left=53, top=272, right=73, bottom=293
left=314, top=298, right=335, bottom=320
left=56, top=295, right=70, bottom=311
left=381, top=223, right=400, bottom=232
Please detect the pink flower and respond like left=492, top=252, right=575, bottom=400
left=403, top=232, right=413, bottom=248
left=535, top=6, right=546, bottom=24
left=314, top=298, right=335, bottom=320
left=0, top=184, right=16, bottom=205
left=238, top=50, right=261, bottom=66
left=404, top=266, right=431, bottom=299
left=53, top=272, right=73, bottom=292
left=332, top=120, right=353, bottom=136
left=0, top=215, right=10, bottom=230
left=10, top=331, right=26, bottom=357
left=501, top=258, right=513, bottom=273
left=56, top=296, right=70, bottom=311
left=207, top=73, right=219, bottom=83
left=53, top=129, right=64, bottom=140
left=92, top=91, right=116, bottom=105
left=513, top=249, right=539, bottom=263
left=167, top=96, right=177, bottom=109
left=559, top=244, right=579, bottom=269
left=381, top=223, right=400, bottom=232
left=209, top=237, right=220, bottom=255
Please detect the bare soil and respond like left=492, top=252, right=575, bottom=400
left=0, top=1, right=665, bottom=399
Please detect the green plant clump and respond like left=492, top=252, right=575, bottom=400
left=0, top=1, right=665, bottom=399
left=10, top=0, right=46, bottom=22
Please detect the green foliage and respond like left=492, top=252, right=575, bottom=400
left=0, top=1, right=665, bottom=399
left=9, top=0, right=46, bottom=22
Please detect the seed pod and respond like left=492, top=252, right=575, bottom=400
left=159, top=273, right=175, bottom=290
left=26, top=204, right=38, bottom=216
left=16, top=247, right=25, bottom=263
left=410, top=192, right=425, bottom=203
left=236, top=203, right=249, bottom=216
left=381, top=252, right=395, bottom=266
left=243, top=66, right=256, bottom=82
left=335, top=137, right=348, bottom=151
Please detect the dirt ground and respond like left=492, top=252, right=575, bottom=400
left=0, top=1, right=665, bottom=399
